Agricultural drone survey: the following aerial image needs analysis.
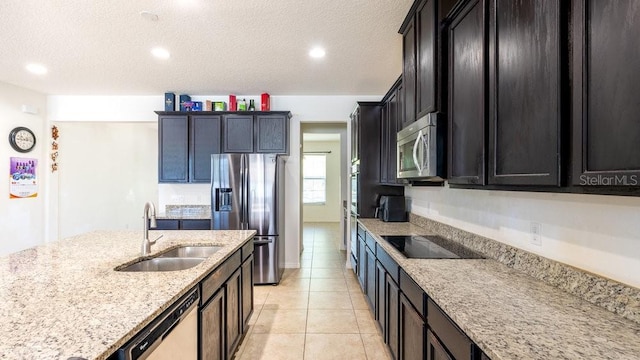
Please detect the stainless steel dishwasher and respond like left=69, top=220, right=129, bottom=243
left=118, top=288, right=199, bottom=360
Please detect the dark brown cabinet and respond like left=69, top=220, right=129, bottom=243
left=571, top=0, right=640, bottom=186
left=416, top=0, right=438, bottom=117
left=380, top=77, right=403, bottom=186
left=351, top=102, right=404, bottom=217
left=357, top=233, right=366, bottom=291
left=400, top=293, right=425, bottom=360
left=199, top=242, right=253, bottom=360
left=375, top=260, right=387, bottom=333
left=487, top=0, right=562, bottom=186
left=427, top=330, right=452, bottom=360
left=241, top=255, right=254, bottom=330
left=200, top=290, right=225, bottom=360
left=225, top=269, right=242, bottom=358
left=223, top=113, right=290, bottom=154
left=402, top=16, right=417, bottom=129
left=399, top=0, right=455, bottom=130
left=387, top=273, right=400, bottom=360
left=447, top=0, right=486, bottom=185
left=256, top=115, right=288, bottom=153
left=223, top=115, right=254, bottom=153
left=158, top=114, right=221, bottom=183
left=365, top=244, right=376, bottom=310
left=191, top=115, right=222, bottom=182
left=428, top=298, right=480, bottom=360
left=158, top=115, right=189, bottom=183
left=154, top=218, right=211, bottom=230
left=158, top=111, right=290, bottom=183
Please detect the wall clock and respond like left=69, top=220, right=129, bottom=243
left=9, top=127, right=36, bottom=153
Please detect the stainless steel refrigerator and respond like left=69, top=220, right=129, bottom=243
left=211, top=154, right=285, bottom=284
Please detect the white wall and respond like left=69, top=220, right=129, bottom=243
left=302, top=140, right=341, bottom=222
left=0, top=82, right=47, bottom=255
left=406, top=185, right=640, bottom=288
left=47, top=94, right=380, bottom=267
left=54, top=122, right=158, bottom=239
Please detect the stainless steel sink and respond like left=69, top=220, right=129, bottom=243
left=117, top=257, right=205, bottom=272
left=157, top=245, right=223, bottom=258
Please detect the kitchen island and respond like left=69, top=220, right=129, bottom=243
left=357, top=218, right=640, bottom=360
left=0, top=229, right=255, bottom=359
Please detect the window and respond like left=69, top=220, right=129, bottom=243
left=303, top=154, right=327, bottom=204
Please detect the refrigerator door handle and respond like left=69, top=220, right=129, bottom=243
left=243, top=154, right=250, bottom=230
left=240, top=154, right=245, bottom=229
left=253, top=239, right=274, bottom=245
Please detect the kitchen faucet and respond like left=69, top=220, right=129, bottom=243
left=141, top=201, right=161, bottom=256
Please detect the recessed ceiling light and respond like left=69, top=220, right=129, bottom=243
left=151, top=47, right=170, bottom=59
left=140, top=11, right=159, bottom=21
left=309, top=47, right=326, bottom=59
left=26, top=63, right=48, bottom=75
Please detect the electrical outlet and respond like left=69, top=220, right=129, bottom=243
left=530, top=222, right=542, bottom=246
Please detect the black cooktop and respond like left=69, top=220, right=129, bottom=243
left=380, top=235, right=483, bottom=259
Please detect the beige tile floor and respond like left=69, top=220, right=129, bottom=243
left=234, top=222, right=392, bottom=360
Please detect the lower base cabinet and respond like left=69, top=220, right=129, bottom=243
left=375, top=260, right=387, bottom=334
left=387, top=273, right=400, bottom=360
left=154, top=218, right=211, bottom=230
left=400, top=293, right=425, bottom=360
left=199, top=241, right=253, bottom=360
left=427, top=329, right=452, bottom=360
left=356, top=227, right=490, bottom=360
left=200, top=290, right=225, bottom=360
left=241, top=255, right=254, bottom=330
left=225, top=269, right=242, bottom=358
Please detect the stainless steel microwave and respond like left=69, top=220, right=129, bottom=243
left=397, top=113, right=445, bottom=181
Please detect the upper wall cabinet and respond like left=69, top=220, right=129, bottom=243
left=487, top=0, right=562, bottom=186
left=223, top=113, right=290, bottom=154
left=400, top=0, right=457, bottom=130
left=157, top=111, right=290, bottom=183
left=191, top=115, right=222, bottom=182
left=159, top=115, right=190, bottom=183
left=255, top=114, right=288, bottom=153
left=447, top=0, right=486, bottom=185
left=223, top=114, right=254, bottom=153
left=401, top=16, right=417, bottom=129
left=380, top=77, right=404, bottom=186
left=572, top=0, right=640, bottom=186
left=159, top=114, right=221, bottom=183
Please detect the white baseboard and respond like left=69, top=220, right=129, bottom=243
left=284, top=262, right=301, bottom=268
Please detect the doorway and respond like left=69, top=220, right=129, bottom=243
left=300, top=123, right=348, bottom=255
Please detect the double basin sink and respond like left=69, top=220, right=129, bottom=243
left=117, top=245, right=223, bottom=272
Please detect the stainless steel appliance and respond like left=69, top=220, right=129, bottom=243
left=397, top=113, right=446, bottom=181
left=118, top=288, right=199, bottom=360
left=211, top=154, right=285, bottom=285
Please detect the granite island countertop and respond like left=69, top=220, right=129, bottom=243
left=0, top=229, right=255, bottom=360
left=358, top=218, right=640, bottom=360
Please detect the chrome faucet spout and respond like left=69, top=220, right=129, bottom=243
left=142, top=201, right=158, bottom=256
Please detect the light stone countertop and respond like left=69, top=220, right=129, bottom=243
left=0, top=229, right=255, bottom=360
left=358, top=218, right=640, bottom=360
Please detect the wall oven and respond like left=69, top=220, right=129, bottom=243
left=397, top=113, right=445, bottom=181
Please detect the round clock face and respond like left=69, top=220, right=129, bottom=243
left=9, top=127, right=36, bottom=153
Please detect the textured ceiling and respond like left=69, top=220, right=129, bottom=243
left=0, top=0, right=412, bottom=96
